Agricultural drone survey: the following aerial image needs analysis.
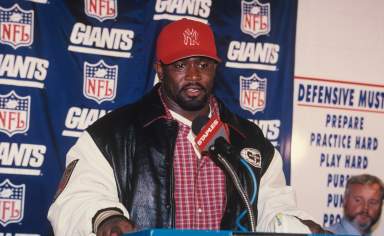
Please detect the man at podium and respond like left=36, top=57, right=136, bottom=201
left=48, top=19, right=328, bottom=236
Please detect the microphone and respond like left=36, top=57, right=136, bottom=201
left=192, top=115, right=257, bottom=232
left=192, top=114, right=229, bottom=154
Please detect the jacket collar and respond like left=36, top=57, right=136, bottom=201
left=137, top=84, right=222, bottom=125
left=136, top=84, right=247, bottom=141
left=136, top=84, right=171, bottom=127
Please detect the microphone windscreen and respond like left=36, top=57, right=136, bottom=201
left=191, top=115, right=209, bottom=135
left=214, top=136, right=234, bottom=156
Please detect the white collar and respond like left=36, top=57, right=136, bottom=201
left=169, top=110, right=192, bottom=127
left=168, top=108, right=212, bottom=160
left=168, top=106, right=212, bottom=126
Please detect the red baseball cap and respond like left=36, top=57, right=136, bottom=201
left=156, top=18, right=221, bottom=64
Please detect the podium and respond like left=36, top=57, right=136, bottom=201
left=123, top=229, right=334, bottom=236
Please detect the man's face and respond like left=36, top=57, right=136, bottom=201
left=158, top=57, right=217, bottom=111
left=344, top=183, right=383, bottom=233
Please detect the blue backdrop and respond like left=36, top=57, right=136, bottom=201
left=0, top=0, right=297, bottom=235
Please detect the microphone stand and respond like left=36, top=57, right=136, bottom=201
left=209, top=143, right=257, bottom=232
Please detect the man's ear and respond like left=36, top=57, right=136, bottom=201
left=154, top=62, right=164, bottom=81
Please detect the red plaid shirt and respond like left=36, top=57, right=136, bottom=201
left=158, top=89, right=227, bottom=229
left=173, top=121, right=227, bottom=229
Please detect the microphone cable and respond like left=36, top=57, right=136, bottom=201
left=209, top=144, right=257, bottom=232
left=235, top=158, right=258, bottom=232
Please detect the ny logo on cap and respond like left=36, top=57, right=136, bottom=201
left=183, top=28, right=200, bottom=46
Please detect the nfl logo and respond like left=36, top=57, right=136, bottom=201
left=0, top=4, right=34, bottom=49
left=0, top=91, right=31, bottom=137
left=85, top=0, right=118, bottom=22
left=83, top=60, right=118, bottom=104
left=0, top=179, right=25, bottom=227
left=239, top=73, right=267, bottom=114
left=241, top=0, right=270, bottom=38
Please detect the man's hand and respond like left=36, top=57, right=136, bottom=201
left=96, top=216, right=136, bottom=236
left=299, top=219, right=334, bottom=234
